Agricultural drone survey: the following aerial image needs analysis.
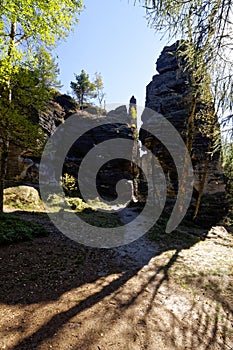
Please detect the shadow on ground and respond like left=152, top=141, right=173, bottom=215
left=0, top=210, right=232, bottom=350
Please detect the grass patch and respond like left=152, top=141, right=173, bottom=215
left=0, top=212, right=48, bottom=245
left=78, top=209, right=122, bottom=228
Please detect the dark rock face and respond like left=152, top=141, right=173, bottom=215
left=37, top=101, right=65, bottom=135
left=38, top=94, right=78, bottom=136
left=64, top=109, right=134, bottom=199
left=54, top=94, right=77, bottom=114
left=140, top=41, right=227, bottom=223
left=156, top=42, right=181, bottom=74
left=145, top=42, right=191, bottom=133
left=7, top=99, right=134, bottom=199
left=6, top=94, right=77, bottom=182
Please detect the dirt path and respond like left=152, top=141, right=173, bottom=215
left=0, top=210, right=232, bottom=350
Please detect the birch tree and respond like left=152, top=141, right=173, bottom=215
left=0, top=0, right=83, bottom=212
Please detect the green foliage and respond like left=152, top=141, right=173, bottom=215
left=33, top=47, right=62, bottom=92
left=94, top=72, right=105, bottom=108
left=0, top=0, right=83, bottom=211
left=0, top=212, right=48, bottom=245
left=0, top=61, right=57, bottom=149
left=0, top=0, right=83, bottom=52
left=62, top=173, right=79, bottom=197
left=66, top=197, right=90, bottom=212
left=222, top=142, right=233, bottom=205
left=131, top=106, right=137, bottom=121
left=0, top=0, right=83, bottom=146
left=70, top=70, right=97, bottom=109
left=221, top=125, right=233, bottom=223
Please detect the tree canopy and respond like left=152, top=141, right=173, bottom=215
left=0, top=0, right=83, bottom=211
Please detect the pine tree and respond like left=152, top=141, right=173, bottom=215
left=70, top=70, right=97, bottom=109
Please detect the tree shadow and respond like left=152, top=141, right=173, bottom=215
left=0, top=210, right=232, bottom=349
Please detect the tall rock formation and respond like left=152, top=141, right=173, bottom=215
left=140, top=41, right=227, bottom=224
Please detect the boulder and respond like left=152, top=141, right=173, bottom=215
left=4, top=186, right=42, bottom=209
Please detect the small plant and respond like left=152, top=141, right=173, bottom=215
left=62, top=173, right=79, bottom=197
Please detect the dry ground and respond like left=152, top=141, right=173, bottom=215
left=0, top=209, right=232, bottom=350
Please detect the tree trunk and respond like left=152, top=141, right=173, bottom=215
left=0, top=139, right=9, bottom=212
left=0, top=20, right=15, bottom=212
left=186, top=97, right=197, bottom=154
left=80, top=94, right=84, bottom=110
left=193, top=151, right=210, bottom=220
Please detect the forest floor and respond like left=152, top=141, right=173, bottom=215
left=0, top=206, right=233, bottom=350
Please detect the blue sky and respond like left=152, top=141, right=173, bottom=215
left=55, top=0, right=171, bottom=107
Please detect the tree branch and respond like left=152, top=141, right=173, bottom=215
left=15, top=33, right=28, bottom=46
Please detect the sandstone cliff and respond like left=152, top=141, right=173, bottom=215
left=140, top=41, right=227, bottom=224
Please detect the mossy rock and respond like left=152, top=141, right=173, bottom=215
left=4, top=185, right=43, bottom=210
